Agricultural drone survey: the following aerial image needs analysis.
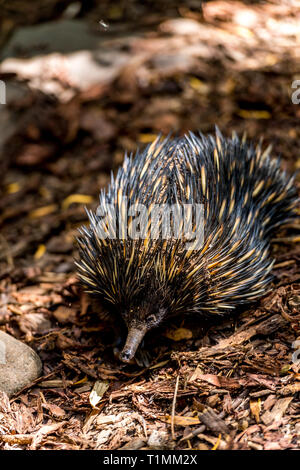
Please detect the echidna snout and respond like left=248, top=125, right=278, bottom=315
left=119, top=325, right=147, bottom=362
left=119, top=308, right=167, bottom=362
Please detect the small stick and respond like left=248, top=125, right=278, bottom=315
left=179, top=425, right=206, bottom=442
left=171, top=374, right=180, bottom=440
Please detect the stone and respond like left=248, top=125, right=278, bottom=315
left=147, top=429, right=170, bottom=449
left=0, top=331, right=42, bottom=397
left=0, top=20, right=100, bottom=59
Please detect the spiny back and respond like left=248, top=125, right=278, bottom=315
left=76, top=129, right=298, bottom=361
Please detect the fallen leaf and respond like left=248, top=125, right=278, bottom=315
left=34, top=244, right=46, bottom=259
left=6, top=182, right=21, bottom=194
left=237, top=110, right=271, bottom=119
left=29, top=204, right=58, bottom=218
left=189, top=77, right=210, bottom=94
left=138, top=133, right=158, bottom=143
left=62, top=194, right=93, bottom=210
left=164, top=327, right=193, bottom=341
left=161, top=415, right=200, bottom=426
left=89, top=380, right=109, bottom=408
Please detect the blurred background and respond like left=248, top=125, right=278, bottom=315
left=0, top=0, right=299, bottom=276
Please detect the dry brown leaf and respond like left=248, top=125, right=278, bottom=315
left=161, top=415, right=200, bottom=426
left=164, top=327, right=193, bottom=341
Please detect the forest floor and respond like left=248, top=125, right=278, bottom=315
left=0, top=0, right=299, bottom=450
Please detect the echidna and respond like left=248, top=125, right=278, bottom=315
left=76, top=129, right=298, bottom=363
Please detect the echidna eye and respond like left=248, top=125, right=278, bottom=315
left=147, top=314, right=157, bottom=324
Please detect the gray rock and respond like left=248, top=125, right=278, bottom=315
left=0, top=20, right=101, bottom=59
left=0, top=331, right=42, bottom=397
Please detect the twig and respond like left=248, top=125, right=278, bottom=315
left=171, top=374, right=180, bottom=440
left=179, top=425, right=206, bottom=442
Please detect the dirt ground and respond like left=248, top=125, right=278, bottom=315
left=0, top=0, right=299, bottom=450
